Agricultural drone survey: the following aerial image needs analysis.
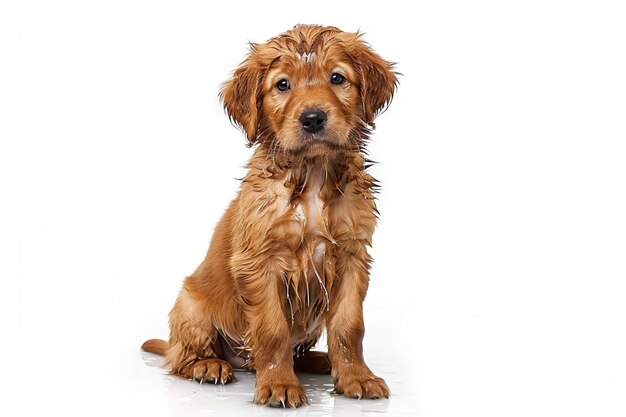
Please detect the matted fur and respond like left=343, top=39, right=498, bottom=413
left=142, top=24, right=398, bottom=408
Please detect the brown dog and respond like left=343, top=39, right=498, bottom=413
left=142, top=24, right=397, bottom=408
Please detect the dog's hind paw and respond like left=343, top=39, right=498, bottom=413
left=179, top=358, right=235, bottom=385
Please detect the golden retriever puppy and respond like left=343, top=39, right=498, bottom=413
left=142, top=24, right=397, bottom=408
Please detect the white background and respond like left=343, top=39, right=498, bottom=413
left=2, top=1, right=626, bottom=416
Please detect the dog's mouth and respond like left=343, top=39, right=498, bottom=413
left=290, top=133, right=347, bottom=155
left=271, top=121, right=355, bottom=157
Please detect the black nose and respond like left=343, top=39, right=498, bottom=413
left=299, top=109, right=327, bottom=133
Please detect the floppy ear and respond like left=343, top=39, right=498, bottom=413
left=220, top=50, right=264, bottom=145
left=348, top=38, right=398, bottom=126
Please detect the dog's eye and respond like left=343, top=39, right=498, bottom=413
left=276, top=79, right=290, bottom=91
left=330, top=73, right=345, bottom=85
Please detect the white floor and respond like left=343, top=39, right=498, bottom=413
left=4, top=329, right=417, bottom=417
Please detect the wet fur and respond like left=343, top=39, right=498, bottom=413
left=142, top=25, right=397, bottom=408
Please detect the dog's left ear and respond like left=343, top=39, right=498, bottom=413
left=348, top=37, right=398, bottom=126
left=220, top=47, right=265, bottom=145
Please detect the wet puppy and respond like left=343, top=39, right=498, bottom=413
left=142, top=24, right=397, bottom=408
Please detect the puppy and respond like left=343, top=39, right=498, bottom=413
left=142, top=24, right=397, bottom=408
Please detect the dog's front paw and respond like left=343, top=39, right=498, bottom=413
left=254, top=376, right=308, bottom=408
left=332, top=371, right=390, bottom=400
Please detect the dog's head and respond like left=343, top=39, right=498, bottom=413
left=220, top=25, right=397, bottom=156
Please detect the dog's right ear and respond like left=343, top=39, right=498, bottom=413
left=220, top=47, right=264, bottom=145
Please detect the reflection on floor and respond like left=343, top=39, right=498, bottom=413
left=141, top=350, right=413, bottom=416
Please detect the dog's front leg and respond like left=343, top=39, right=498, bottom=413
left=233, top=253, right=308, bottom=408
left=327, top=246, right=390, bottom=399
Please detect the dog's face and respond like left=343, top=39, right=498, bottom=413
left=220, top=25, right=397, bottom=156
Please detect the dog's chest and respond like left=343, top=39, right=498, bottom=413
left=294, top=186, right=327, bottom=263
left=285, top=175, right=336, bottom=343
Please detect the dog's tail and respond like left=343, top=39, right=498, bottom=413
left=141, top=339, right=168, bottom=356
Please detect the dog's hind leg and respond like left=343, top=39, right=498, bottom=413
left=293, top=350, right=332, bottom=374
left=165, top=288, right=235, bottom=384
